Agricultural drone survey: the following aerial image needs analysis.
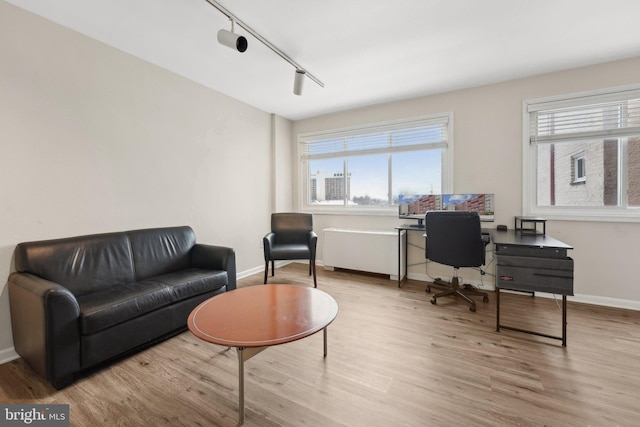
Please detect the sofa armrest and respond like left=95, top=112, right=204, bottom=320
left=8, top=272, right=81, bottom=389
left=191, top=244, right=237, bottom=291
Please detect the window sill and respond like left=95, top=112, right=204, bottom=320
left=302, top=206, right=398, bottom=217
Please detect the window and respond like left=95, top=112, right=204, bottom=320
left=571, top=152, right=586, bottom=184
left=299, top=114, right=453, bottom=212
left=524, top=85, right=640, bottom=221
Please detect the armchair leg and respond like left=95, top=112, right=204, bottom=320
left=264, top=261, right=269, bottom=284
left=312, top=259, right=317, bottom=288
left=271, top=260, right=275, bottom=277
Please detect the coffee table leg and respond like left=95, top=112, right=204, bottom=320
left=236, top=346, right=266, bottom=424
left=238, top=348, right=245, bottom=424
left=323, top=328, right=328, bottom=357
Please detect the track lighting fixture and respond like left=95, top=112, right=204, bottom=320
left=205, top=0, right=324, bottom=95
left=217, top=20, right=247, bottom=53
left=293, top=70, right=305, bottom=96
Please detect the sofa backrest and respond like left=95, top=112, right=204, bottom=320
left=126, top=226, right=195, bottom=280
left=14, top=232, right=135, bottom=296
left=13, top=226, right=197, bottom=296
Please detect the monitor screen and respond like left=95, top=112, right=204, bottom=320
left=398, top=193, right=495, bottom=222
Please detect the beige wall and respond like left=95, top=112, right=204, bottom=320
left=293, top=57, right=640, bottom=310
left=0, top=2, right=288, bottom=359
left=272, top=114, right=294, bottom=212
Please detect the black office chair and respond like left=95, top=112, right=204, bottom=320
left=424, top=211, right=489, bottom=312
left=263, top=213, right=318, bottom=287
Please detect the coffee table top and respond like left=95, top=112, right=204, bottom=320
left=188, top=284, right=339, bottom=348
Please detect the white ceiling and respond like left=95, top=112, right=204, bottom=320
left=7, top=0, right=640, bottom=120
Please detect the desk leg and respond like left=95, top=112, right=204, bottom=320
left=562, top=295, right=567, bottom=347
left=496, top=291, right=568, bottom=346
left=404, top=231, right=408, bottom=286
left=496, top=286, right=500, bottom=332
left=237, top=346, right=266, bottom=424
left=397, top=229, right=402, bottom=287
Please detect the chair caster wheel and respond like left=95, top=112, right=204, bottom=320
left=430, top=297, right=437, bottom=305
left=483, top=296, right=489, bottom=303
left=469, top=305, right=477, bottom=312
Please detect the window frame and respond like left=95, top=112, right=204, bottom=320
left=571, top=152, right=586, bottom=184
left=298, top=114, right=454, bottom=215
left=523, top=84, right=640, bottom=222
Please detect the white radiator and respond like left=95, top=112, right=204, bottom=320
left=323, top=228, right=405, bottom=280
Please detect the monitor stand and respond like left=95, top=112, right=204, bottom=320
left=409, top=218, right=424, bottom=228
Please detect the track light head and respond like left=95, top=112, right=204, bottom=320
left=217, top=29, right=248, bottom=52
left=293, top=69, right=306, bottom=96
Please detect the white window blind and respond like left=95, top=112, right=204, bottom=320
left=529, top=91, right=640, bottom=144
left=523, top=84, right=640, bottom=222
left=300, top=116, right=448, bottom=160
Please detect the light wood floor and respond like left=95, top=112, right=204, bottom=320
left=1, top=263, right=639, bottom=426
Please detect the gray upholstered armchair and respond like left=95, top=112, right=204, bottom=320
left=263, top=213, right=317, bottom=287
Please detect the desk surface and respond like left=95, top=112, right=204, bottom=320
left=398, top=224, right=571, bottom=250
left=396, top=224, right=425, bottom=231
left=489, top=229, right=572, bottom=250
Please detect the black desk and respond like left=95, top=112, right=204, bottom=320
left=395, top=224, right=425, bottom=287
left=395, top=224, right=491, bottom=288
left=490, top=230, right=573, bottom=346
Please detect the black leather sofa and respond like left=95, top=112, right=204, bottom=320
left=8, top=226, right=236, bottom=389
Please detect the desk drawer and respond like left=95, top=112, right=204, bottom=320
left=496, top=255, right=573, bottom=295
left=496, top=244, right=567, bottom=258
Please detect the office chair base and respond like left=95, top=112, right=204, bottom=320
left=430, top=277, right=489, bottom=312
left=426, top=278, right=451, bottom=293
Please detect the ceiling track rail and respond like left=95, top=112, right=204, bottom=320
left=204, top=0, right=324, bottom=88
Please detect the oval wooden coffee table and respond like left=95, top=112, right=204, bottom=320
left=188, top=284, right=339, bottom=424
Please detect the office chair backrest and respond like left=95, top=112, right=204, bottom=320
left=271, top=213, right=313, bottom=244
left=425, top=211, right=485, bottom=268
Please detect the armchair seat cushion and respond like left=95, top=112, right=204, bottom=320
left=269, top=244, right=311, bottom=260
left=78, top=282, right=173, bottom=335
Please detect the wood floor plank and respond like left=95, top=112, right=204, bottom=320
left=1, top=263, right=640, bottom=426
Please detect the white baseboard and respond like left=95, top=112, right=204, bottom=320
left=236, top=261, right=296, bottom=281
left=566, top=294, right=640, bottom=311
left=236, top=265, right=264, bottom=280
left=0, top=347, right=19, bottom=365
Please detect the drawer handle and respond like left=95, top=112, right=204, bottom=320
left=533, top=273, right=571, bottom=279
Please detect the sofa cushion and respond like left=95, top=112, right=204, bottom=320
left=148, top=268, right=228, bottom=302
left=127, top=226, right=196, bottom=280
left=14, top=233, right=135, bottom=297
left=77, top=281, right=173, bottom=335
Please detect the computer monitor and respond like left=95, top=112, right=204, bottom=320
left=398, top=193, right=495, bottom=225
